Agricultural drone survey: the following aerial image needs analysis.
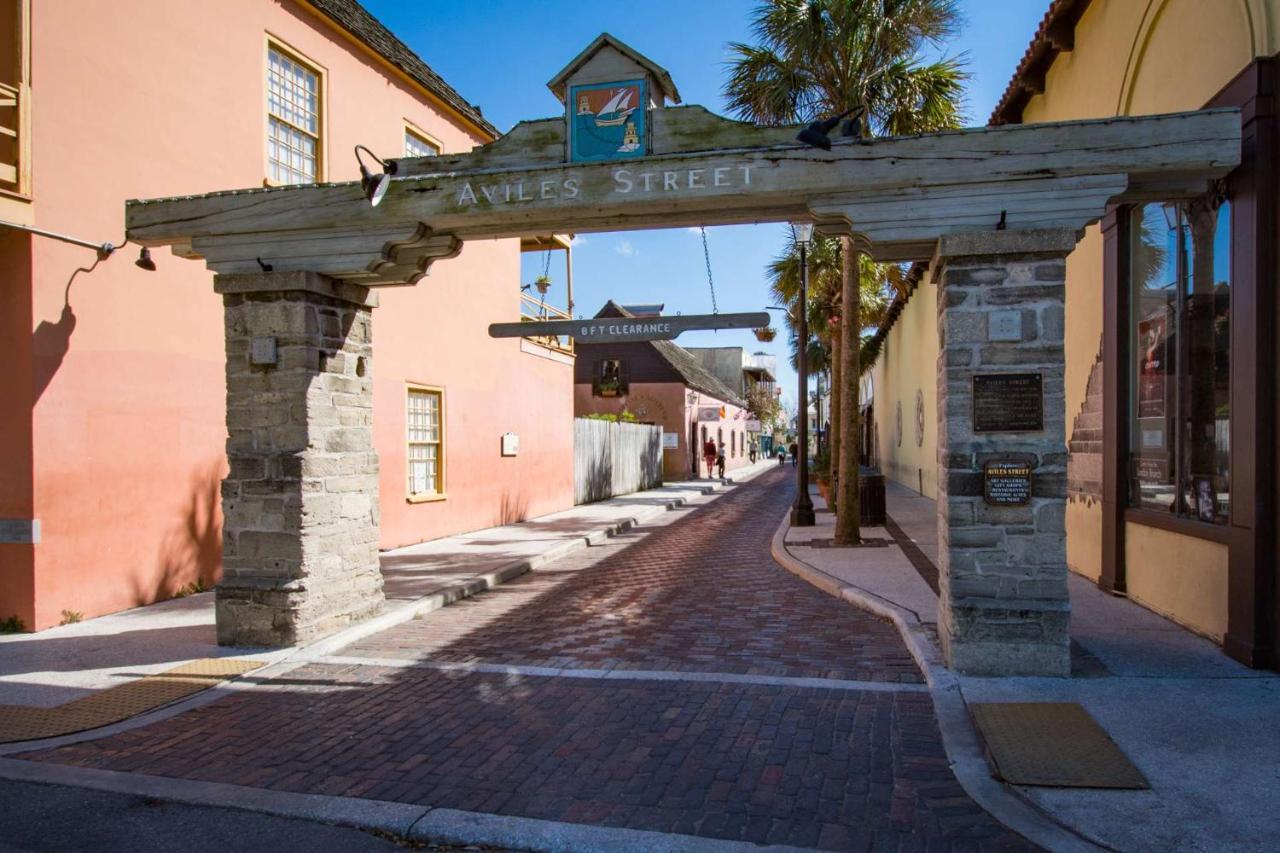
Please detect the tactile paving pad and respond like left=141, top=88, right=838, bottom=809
left=0, top=658, right=263, bottom=744
left=969, top=701, right=1148, bottom=789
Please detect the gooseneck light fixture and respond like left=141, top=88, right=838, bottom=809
left=796, top=107, right=863, bottom=151
left=0, top=219, right=156, bottom=271
left=354, top=145, right=399, bottom=207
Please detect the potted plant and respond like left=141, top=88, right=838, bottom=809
left=753, top=326, right=776, bottom=342
left=534, top=274, right=552, bottom=295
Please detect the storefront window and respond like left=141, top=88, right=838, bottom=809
left=1128, top=194, right=1231, bottom=523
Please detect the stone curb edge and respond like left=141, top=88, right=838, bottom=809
left=0, top=758, right=810, bottom=853
left=767, top=513, right=1105, bottom=853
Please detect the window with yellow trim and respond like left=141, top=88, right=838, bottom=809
left=267, top=44, right=321, bottom=184
left=404, top=127, right=440, bottom=158
left=407, top=386, right=444, bottom=499
left=0, top=0, right=31, bottom=203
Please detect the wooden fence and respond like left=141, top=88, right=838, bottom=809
left=574, top=418, right=663, bottom=504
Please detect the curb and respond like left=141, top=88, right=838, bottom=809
left=768, top=513, right=1105, bottom=853
left=0, top=715, right=809, bottom=853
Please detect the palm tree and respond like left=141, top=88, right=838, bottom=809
left=726, top=0, right=966, bottom=543
left=768, top=232, right=901, bottom=490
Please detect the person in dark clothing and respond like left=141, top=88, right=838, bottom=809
left=789, top=441, right=799, bottom=467
left=703, top=439, right=717, bottom=479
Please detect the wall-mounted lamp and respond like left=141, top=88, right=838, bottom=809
left=135, top=247, right=157, bottom=271
left=796, top=108, right=861, bottom=151
left=354, top=145, right=399, bottom=207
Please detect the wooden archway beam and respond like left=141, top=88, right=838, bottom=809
left=126, top=107, right=1239, bottom=284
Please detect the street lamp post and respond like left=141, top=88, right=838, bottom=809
left=791, top=222, right=816, bottom=527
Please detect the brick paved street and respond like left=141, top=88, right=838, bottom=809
left=20, top=470, right=1034, bottom=851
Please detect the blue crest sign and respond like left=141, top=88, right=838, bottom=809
left=568, top=79, right=647, bottom=163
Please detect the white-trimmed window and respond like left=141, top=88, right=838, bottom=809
left=267, top=43, right=321, bottom=184
left=404, top=126, right=440, bottom=158
left=407, top=385, right=444, bottom=500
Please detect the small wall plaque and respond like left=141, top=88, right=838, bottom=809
left=984, top=461, right=1033, bottom=506
left=973, top=373, right=1043, bottom=432
left=250, top=336, right=278, bottom=366
left=988, top=311, right=1022, bottom=342
left=662, top=432, right=679, bottom=450
left=500, top=433, right=519, bottom=457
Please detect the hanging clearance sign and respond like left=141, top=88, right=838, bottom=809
left=488, top=312, right=770, bottom=344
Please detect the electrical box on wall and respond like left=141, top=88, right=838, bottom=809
left=250, top=336, right=278, bottom=366
left=501, top=433, right=519, bottom=457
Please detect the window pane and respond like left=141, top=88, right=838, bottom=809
left=267, top=47, right=319, bottom=183
left=407, top=389, right=443, bottom=495
left=1128, top=198, right=1230, bottom=523
left=404, top=130, right=439, bottom=158
left=1130, top=205, right=1178, bottom=512
left=1183, top=200, right=1230, bottom=523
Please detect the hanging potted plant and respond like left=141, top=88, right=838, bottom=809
left=534, top=274, right=552, bottom=295
left=753, top=326, right=776, bottom=342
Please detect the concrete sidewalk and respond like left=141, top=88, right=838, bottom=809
left=0, top=461, right=776, bottom=711
left=775, top=480, right=1280, bottom=853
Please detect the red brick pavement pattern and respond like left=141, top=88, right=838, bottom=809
left=347, top=468, right=923, bottom=684
left=26, top=664, right=1032, bottom=851
left=21, top=471, right=1036, bottom=850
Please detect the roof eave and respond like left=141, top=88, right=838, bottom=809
left=989, top=0, right=1093, bottom=127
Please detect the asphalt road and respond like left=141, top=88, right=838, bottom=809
left=0, top=779, right=416, bottom=853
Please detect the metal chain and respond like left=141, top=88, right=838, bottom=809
left=700, top=226, right=719, bottom=314
left=541, top=249, right=551, bottom=278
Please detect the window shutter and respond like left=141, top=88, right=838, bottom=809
left=619, top=359, right=631, bottom=395
left=592, top=360, right=601, bottom=396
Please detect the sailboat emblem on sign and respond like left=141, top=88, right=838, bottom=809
left=593, top=88, right=636, bottom=128
left=568, top=79, right=648, bottom=162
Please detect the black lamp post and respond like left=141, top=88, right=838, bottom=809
left=791, top=222, right=817, bottom=527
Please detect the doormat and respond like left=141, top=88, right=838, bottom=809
left=969, top=702, right=1148, bottom=789
left=0, top=658, right=263, bottom=744
left=797, top=537, right=892, bottom=548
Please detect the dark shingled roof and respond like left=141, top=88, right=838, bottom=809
left=989, top=0, right=1093, bottom=127
left=594, top=301, right=746, bottom=406
left=305, top=0, right=499, bottom=139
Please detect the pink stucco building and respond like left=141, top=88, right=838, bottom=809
left=0, top=0, right=574, bottom=631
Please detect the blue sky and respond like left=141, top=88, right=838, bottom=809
left=363, top=0, right=1048, bottom=411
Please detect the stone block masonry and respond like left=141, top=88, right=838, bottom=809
left=215, top=271, right=384, bottom=647
left=934, top=229, right=1076, bottom=676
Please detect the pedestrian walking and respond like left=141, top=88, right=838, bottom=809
left=716, top=446, right=726, bottom=479
left=749, top=442, right=757, bottom=463
left=703, top=438, right=717, bottom=479
left=789, top=441, right=798, bottom=467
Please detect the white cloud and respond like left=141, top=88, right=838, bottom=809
left=686, top=227, right=703, bottom=237
left=615, top=240, right=638, bottom=257
left=569, top=234, right=588, bottom=247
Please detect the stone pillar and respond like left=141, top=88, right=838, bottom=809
left=935, top=229, right=1077, bottom=676
left=215, top=271, right=384, bottom=647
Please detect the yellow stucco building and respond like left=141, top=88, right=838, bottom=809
left=869, top=0, right=1279, bottom=668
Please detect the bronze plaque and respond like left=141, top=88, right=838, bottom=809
left=973, top=373, right=1043, bottom=433
left=984, top=461, right=1033, bottom=506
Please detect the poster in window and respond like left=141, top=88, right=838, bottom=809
left=1196, top=477, right=1216, bottom=522
left=1137, top=308, right=1169, bottom=418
